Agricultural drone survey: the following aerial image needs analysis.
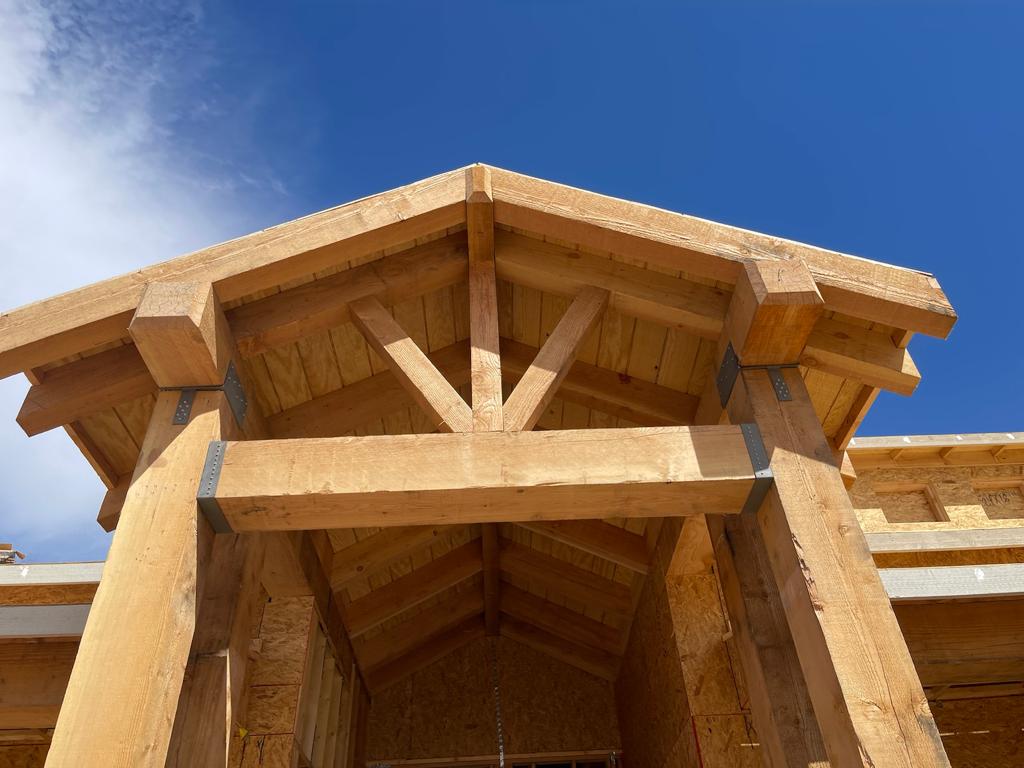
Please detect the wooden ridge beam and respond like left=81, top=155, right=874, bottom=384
left=499, top=539, right=633, bottom=617
left=482, top=523, right=501, bottom=637
left=230, top=233, right=468, bottom=356
left=343, top=539, right=483, bottom=637
left=517, top=520, right=650, bottom=574
left=363, top=616, right=486, bottom=694
left=500, top=616, right=619, bottom=681
left=355, top=586, right=484, bottom=672
left=330, top=526, right=455, bottom=591
left=0, top=168, right=466, bottom=379
left=349, top=295, right=472, bottom=432
left=503, top=285, right=608, bottom=431
left=209, top=426, right=766, bottom=531
left=499, top=584, right=623, bottom=655
left=489, top=165, right=956, bottom=338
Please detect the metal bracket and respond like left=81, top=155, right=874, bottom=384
left=716, top=343, right=741, bottom=407
left=740, top=422, right=774, bottom=515
left=767, top=367, right=792, bottom=401
left=197, top=440, right=233, bottom=534
left=165, top=361, right=248, bottom=428
left=716, top=342, right=797, bottom=405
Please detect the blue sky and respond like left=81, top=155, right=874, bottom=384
left=1, top=1, right=1021, bottom=562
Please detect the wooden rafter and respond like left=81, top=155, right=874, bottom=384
left=499, top=540, right=633, bottom=618
left=231, top=233, right=467, bottom=356
left=488, top=165, right=956, bottom=337
left=503, top=285, right=608, bottom=432
left=0, top=168, right=466, bottom=378
left=517, top=520, right=650, bottom=575
left=329, top=526, right=455, bottom=591
left=344, top=539, right=482, bottom=637
left=354, top=586, right=484, bottom=672
left=363, top=616, right=486, bottom=694
left=499, top=584, right=622, bottom=655
left=500, top=617, right=619, bottom=681
left=208, top=426, right=767, bottom=531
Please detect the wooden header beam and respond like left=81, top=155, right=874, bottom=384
left=202, top=425, right=771, bottom=531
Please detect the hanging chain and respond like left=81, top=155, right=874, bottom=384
left=488, top=637, right=506, bottom=768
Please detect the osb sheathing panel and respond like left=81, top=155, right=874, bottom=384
left=851, top=464, right=1024, bottom=567
left=615, top=519, right=697, bottom=768
left=0, top=583, right=96, bottom=607
left=232, top=596, right=314, bottom=768
left=931, top=695, right=1024, bottom=767
left=366, top=636, right=619, bottom=761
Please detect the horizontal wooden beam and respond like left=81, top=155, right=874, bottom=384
left=490, top=166, right=956, bottom=338
left=881, top=563, right=1024, bottom=602
left=329, top=526, right=456, bottom=593
left=0, top=168, right=466, bottom=379
left=500, top=616, right=620, bottom=681
left=499, top=584, right=622, bottom=654
left=363, top=616, right=486, bottom=694
left=344, top=540, right=483, bottom=637
left=499, top=540, right=633, bottom=617
left=516, top=520, right=649, bottom=574
left=209, top=426, right=766, bottom=531
left=866, top=527, right=1024, bottom=554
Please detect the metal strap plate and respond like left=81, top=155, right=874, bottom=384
left=222, top=361, right=248, bottom=427
left=740, top=422, right=774, bottom=515
left=196, top=440, right=233, bottom=534
left=767, top=367, right=792, bottom=401
left=173, top=390, right=196, bottom=425
left=716, top=343, right=740, bottom=407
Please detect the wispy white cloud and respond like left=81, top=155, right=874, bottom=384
left=0, top=0, right=282, bottom=561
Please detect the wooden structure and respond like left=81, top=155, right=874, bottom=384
left=6, top=163, right=1014, bottom=767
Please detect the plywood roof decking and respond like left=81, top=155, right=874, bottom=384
left=1, top=163, right=958, bottom=691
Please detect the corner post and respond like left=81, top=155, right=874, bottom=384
left=46, top=282, right=263, bottom=768
left=705, top=259, right=949, bottom=767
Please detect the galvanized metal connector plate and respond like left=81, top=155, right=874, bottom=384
left=740, top=422, right=774, bottom=515
left=166, top=361, right=248, bottom=428
left=197, top=440, right=233, bottom=534
left=716, top=343, right=740, bottom=407
left=767, top=367, right=792, bottom=401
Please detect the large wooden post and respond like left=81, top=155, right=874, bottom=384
left=706, top=261, right=949, bottom=767
left=46, top=283, right=261, bottom=767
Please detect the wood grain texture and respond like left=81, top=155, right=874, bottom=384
left=213, top=426, right=762, bottom=531
left=503, top=285, right=608, bottom=431
left=349, top=296, right=472, bottom=433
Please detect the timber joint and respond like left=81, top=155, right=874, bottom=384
left=716, top=342, right=796, bottom=407
left=164, top=360, right=248, bottom=427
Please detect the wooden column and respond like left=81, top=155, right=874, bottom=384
left=46, top=283, right=260, bottom=767
left=707, top=261, right=949, bottom=767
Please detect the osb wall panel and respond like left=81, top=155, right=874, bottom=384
left=615, top=519, right=698, bottom=768
left=851, top=465, right=1024, bottom=531
left=932, top=695, right=1024, bottom=767
left=231, top=595, right=315, bottom=768
left=852, top=464, right=1024, bottom=567
left=367, top=636, right=619, bottom=761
